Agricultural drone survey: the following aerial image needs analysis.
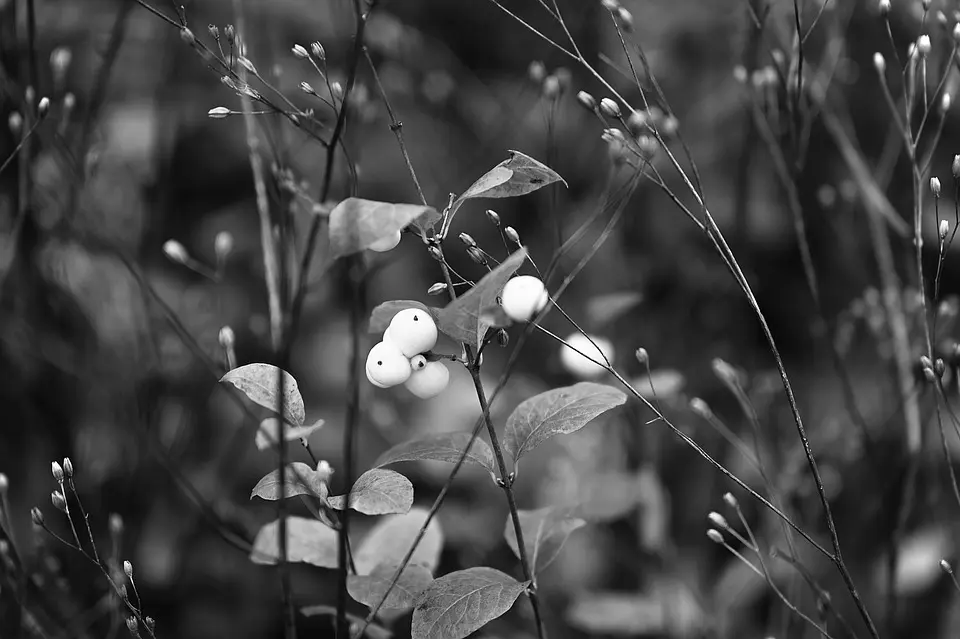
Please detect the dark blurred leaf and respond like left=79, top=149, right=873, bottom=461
left=411, top=567, right=528, bottom=639
left=220, top=364, right=305, bottom=426
left=504, top=382, right=627, bottom=463
left=586, top=292, right=643, bottom=327
left=567, top=591, right=664, bottom=635
left=255, top=418, right=324, bottom=451
left=354, top=507, right=444, bottom=574
left=436, top=248, right=527, bottom=348
left=251, top=462, right=327, bottom=501
left=301, top=606, right=393, bottom=639
left=327, top=468, right=413, bottom=515
left=328, top=198, right=436, bottom=258
left=347, top=562, right=434, bottom=610
left=369, top=300, right=441, bottom=334
left=374, top=432, right=497, bottom=475
left=249, top=517, right=338, bottom=567
left=503, top=507, right=586, bottom=575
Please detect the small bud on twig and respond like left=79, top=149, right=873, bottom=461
left=215, top=231, right=234, bottom=260
left=931, top=177, right=942, bottom=197
left=109, top=513, right=124, bottom=535
left=723, top=492, right=738, bottom=508
left=31, top=508, right=44, bottom=526
left=940, top=219, right=950, bottom=240
left=873, top=52, right=886, bottom=74
left=918, top=35, right=931, bottom=57
left=208, top=24, right=220, bottom=40
left=179, top=28, right=196, bottom=47
left=316, top=460, right=333, bottom=482
left=459, top=233, right=477, bottom=248
left=62, top=458, right=73, bottom=478
left=292, top=44, right=309, bottom=59
left=707, top=511, right=729, bottom=530
left=706, top=529, right=724, bottom=544
left=427, top=282, right=448, bottom=296
left=428, top=246, right=444, bottom=262
left=51, top=491, right=66, bottom=512
left=37, top=97, right=50, bottom=119
left=879, top=0, right=890, bottom=16
left=0, top=473, right=8, bottom=493
left=208, top=106, right=231, bottom=119
left=311, top=42, right=325, bottom=61
left=52, top=462, right=64, bottom=482
left=497, top=328, right=510, bottom=347
left=635, top=347, right=648, bottom=364
left=218, top=326, right=235, bottom=349
left=123, top=560, right=134, bottom=579
left=467, top=246, right=488, bottom=266
left=8, top=112, right=23, bottom=137
left=163, top=240, right=189, bottom=264
left=941, top=559, right=953, bottom=574
left=599, top=97, right=621, bottom=119
left=617, top=6, right=634, bottom=31
left=577, top=91, right=597, bottom=111
left=528, top=60, right=546, bottom=83
left=485, top=209, right=501, bottom=226
left=504, top=226, right=521, bottom=245
left=542, top=75, right=561, bottom=100
left=224, top=24, right=236, bottom=46
left=689, top=397, right=713, bottom=420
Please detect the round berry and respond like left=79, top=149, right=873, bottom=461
left=500, top=275, right=549, bottom=322
left=384, top=308, right=438, bottom=357
left=365, top=340, right=411, bottom=387
left=409, top=354, right=428, bottom=371
left=404, top=361, right=450, bottom=399
left=368, top=230, right=402, bottom=253
left=559, top=332, right=615, bottom=379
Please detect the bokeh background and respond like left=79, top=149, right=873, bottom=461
left=2, top=0, right=960, bottom=637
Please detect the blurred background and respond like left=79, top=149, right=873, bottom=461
left=2, top=0, right=960, bottom=637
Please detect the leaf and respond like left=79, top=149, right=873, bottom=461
left=249, top=517, right=339, bottom=568
left=369, top=300, right=441, bottom=334
left=504, top=382, right=627, bottom=463
left=459, top=151, right=565, bottom=201
left=328, top=198, right=437, bottom=258
left=348, top=562, right=434, bottom=610
left=586, top=292, right=643, bottom=327
left=411, top=567, right=528, bottom=639
left=354, top=507, right=444, bottom=574
left=251, top=462, right=328, bottom=501
left=255, top=418, right=324, bottom=451
left=301, top=606, right=393, bottom=639
left=567, top=591, right=665, bottom=635
left=374, top=432, right=497, bottom=475
left=503, top=507, right=586, bottom=575
left=436, top=248, right=527, bottom=348
left=220, top=364, right=305, bottom=426
left=326, top=469, right=413, bottom=516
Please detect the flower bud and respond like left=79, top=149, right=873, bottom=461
left=953, top=23, right=960, bottom=44
left=238, top=57, right=257, bottom=75
left=145, top=617, right=156, bottom=632
left=218, top=326, right=235, bottom=349
left=330, top=82, right=344, bottom=101
left=8, top=112, right=23, bottom=137
left=292, top=44, right=309, bottom=59
left=626, top=110, right=648, bottom=137
left=577, top=91, right=597, bottom=111
left=427, top=282, right=448, bottom=296
left=163, top=240, right=189, bottom=264
left=485, top=209, right=501, bottom=226
left=51, top=491, right=66, bottom=512
left=109, top=513, right=124, bottom=535
left=922, top=0, right=932, bottom=10
left=0, top=473, right=8, bottom=493
left=31, top=507, right=44, bottom=526
left=50, top=47, right=72, bottom=77
left=879, top=0, right=890, bottom=16
left=215, top=231, right=234, bottom=260
left=63, top=93, right=76, bottom=111
left=707, top=511, right=729, bottom=529
left=873, top=52, right=886, bottom=74
left=467, top=246, right=488, bottom=266
left=208, top=106, right=231, bottom=119
left=224, top=24, right=236, bottom=45
left=459, top=232, right=477, bottom=248
left=62, top=457, right=73, bottom=478
left=118, top=584, right=128, bottom=600
left=37, top=97, right=50, bottom=119
left=599, top=97, right=621, bottom=119
left=497, top=328, right=510, bottom=347
left=931, top=176, right=942, bottom=197
left=723, top=492, right=738, bottom=508
left=689, top=397, right=713, bottom=420
left=311, top=42, right=325, bottom=60
left=208, top=24, right=220, bottom=39
left=953, top=155, right=960, bottom=179
left=428, top=245, right=444, bottom=262
left=942, top=92, right=952, bottom=113
left=941, top=559, right=954, bottom=574
left=706, top=528, right=724, bottom=544
left=936, top=358, right=946, bottom=378
left=601, top=0, right=619, bottom=11
left=504, top=226, right=521, bottom=245
left=52, top=461, right=64, bottom=482
left=126, top=617, right=138, bottom=634
left=635, top=347, right=648, bottom=364
left=123, top=560, right=134, bottom=579
left=918, top=35, right=931, bottom=57
left=542, top=75, right=561, bottom=100
left=940, top=219, right=950, bottom=239
left=528, top=60, right=546, bottom=83
left=300, top=81, right=316, bottom=95
left=617, top=6, right=634, bottom=31
left=180, top=28, right=196, bottom=47
left=316, top=460, right=333, bottom=482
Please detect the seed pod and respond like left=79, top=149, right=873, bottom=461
left=208, top=106, right=231, bottom=119
left=292, top=44, right=309, bottom=59
left=300, top=81, right=316, bottom=95
left=599, top=97, right=621, bottom=119
left=311, top=42, right=325, bottom=60
left=578, top=91, right=598, bottom=112
left=467, top=246, right=488, bottom=265
left=428, top=245, right=444, bottom=262
left=504, top=226, right=521, bottom=245
left=427, top=282, right=448, bottom=296
left=208, top=24, right=220, bottom=39
left=459, top=233, right=477, bottom=248
left=707, top=512, right=729, bottom=530
left=485, top=209, right=501, bottom=226
left=497, top=328, right=510, bottom=347
left=163, top=240, right=189, bottom=264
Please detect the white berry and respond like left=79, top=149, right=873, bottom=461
left=365, top=340, right=411, bottom=387
left=410, top=354, right=427, bottom=371
left=500, top=275, right=549, bottom=322
left=369, top=230, right=402, bottom=253
left=384, top=308, right=438, bottom=357
left=404, top=361, right=450, bottom=398
left=559, top=332, right=614, bottom=379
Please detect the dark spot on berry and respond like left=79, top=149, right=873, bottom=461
left=377, top=361, right=383, bottom=366
left=413, top=315, right=419, bottom=321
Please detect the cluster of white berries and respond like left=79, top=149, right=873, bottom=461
left=366, top=309, right=450, bottom=398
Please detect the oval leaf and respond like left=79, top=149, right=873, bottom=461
left=504, top=382, right=627, bottom=463
left=436, top=248, right=527, bottom=348
left=503, top=507, right=586, bottom=575
left=412, top=567, right=528, bottom=639
left=354, top=507, right=445, bottom=575
left=348, top=562, right=434, bottom=610
left=255, top=418, right=324, bottom=451
left=458, top=151, right=565, bottom=202
left=220, top=364, right=305, bottom=426
left=374, top=432, right=497, bottom=475
left=329, top=198, right=436, bottom=258
left=327, top=468, right=413, bottom=515
left=369, top=300, right=441, bottom=334
left=251, top=462, right=328, bottom=501
left=249, top=517, right=339, bottom=567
